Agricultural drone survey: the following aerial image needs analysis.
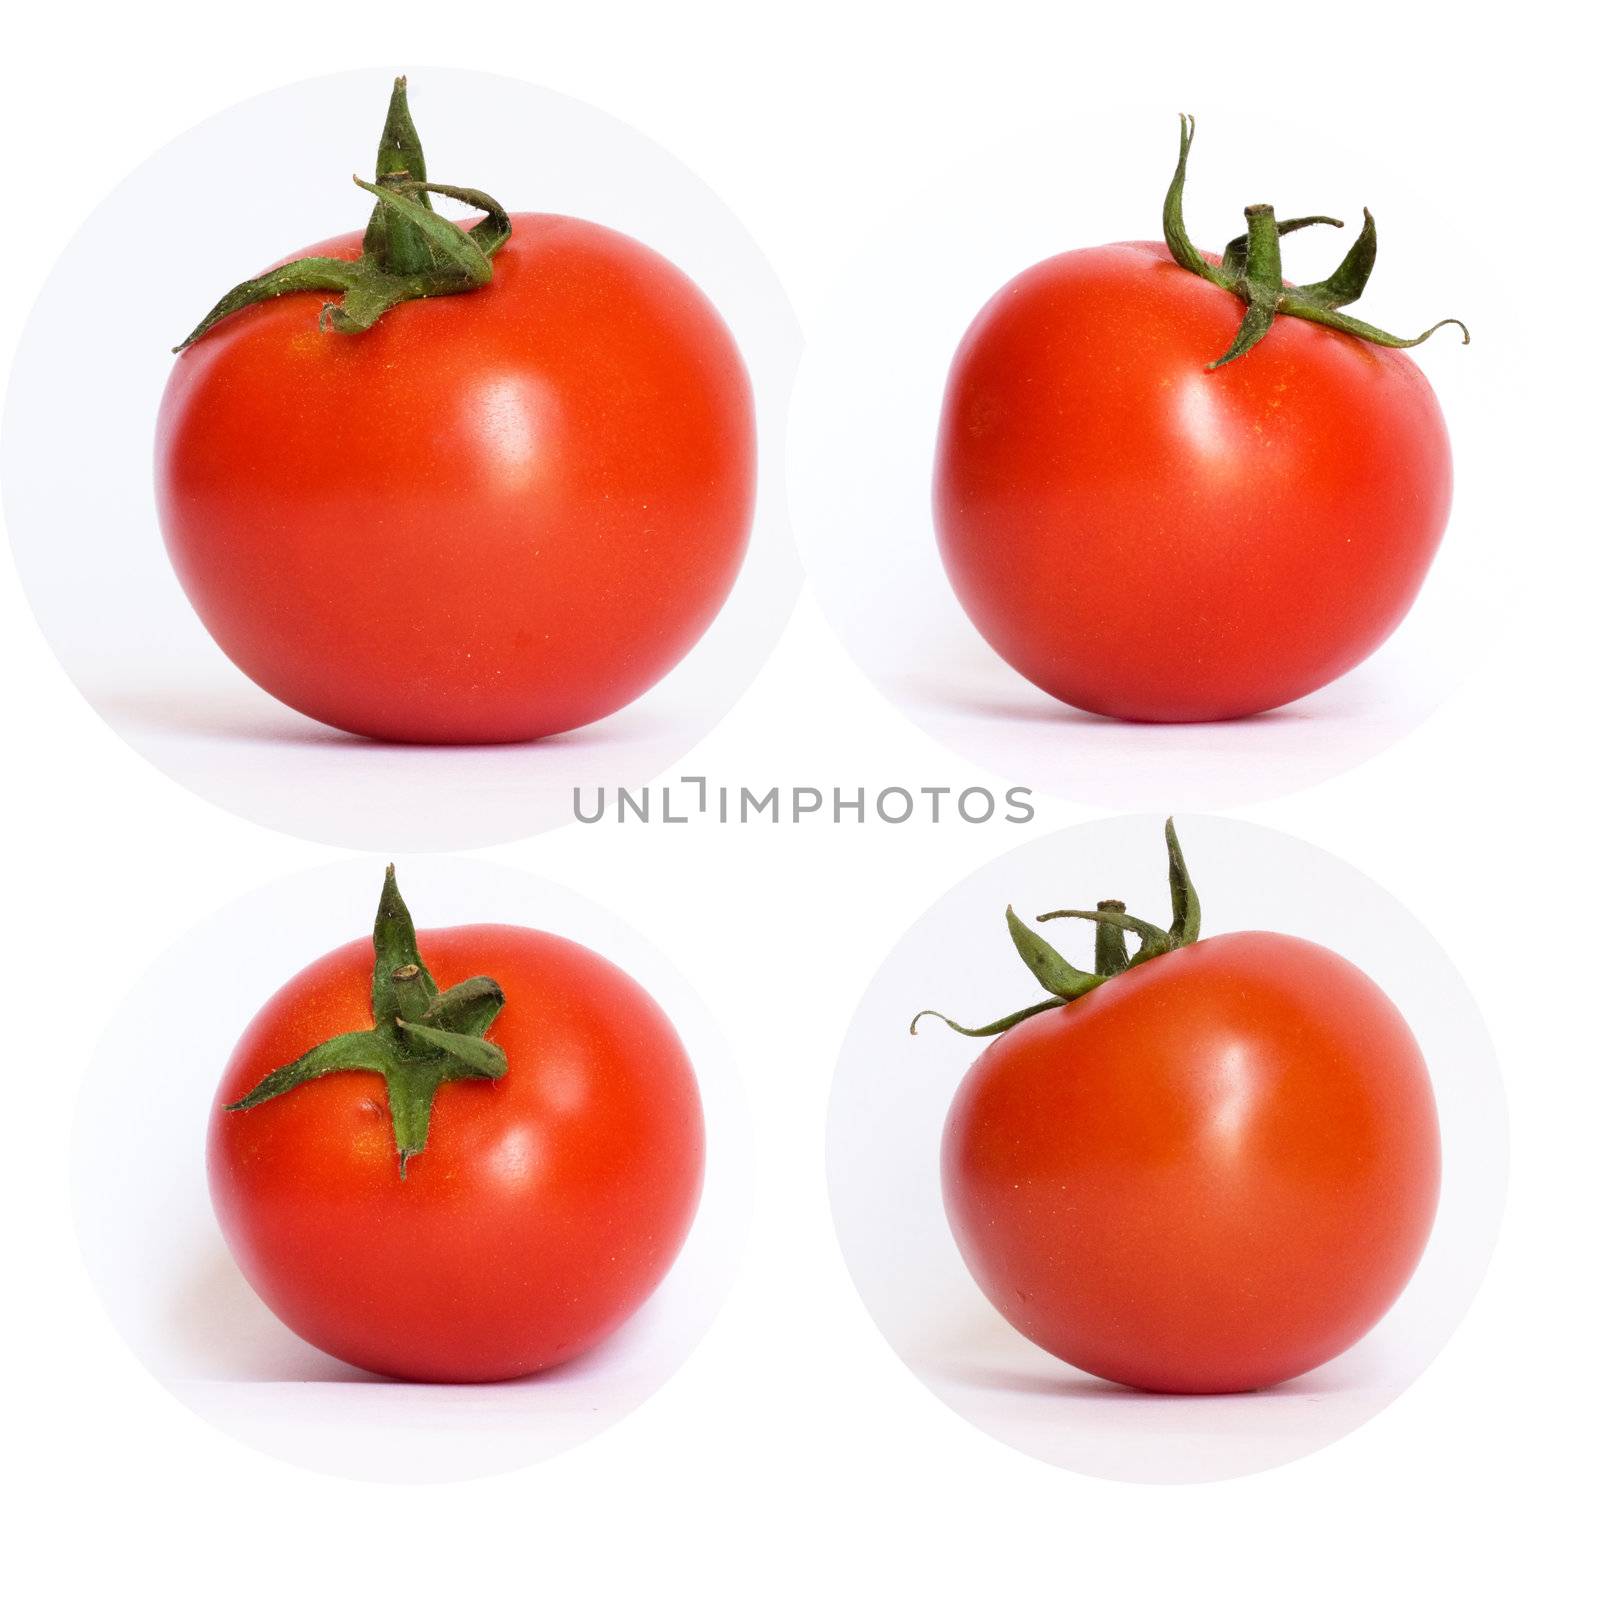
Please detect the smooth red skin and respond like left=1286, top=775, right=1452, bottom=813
left=941, top=932, right=1440, bottom=1393
left=933, top=242, right=1453, bottom=722
left=208, top=925, right=704, bottom=1382
left=157, top=215, right=756, bottom=744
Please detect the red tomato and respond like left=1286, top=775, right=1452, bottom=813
left=157, top=215, right=755, bottom=743
left=209, top=905, right=704, bottom=1383
left=935, top=215, right=1455, bottom=723
left=941, top=930, right=1440, bottom=1394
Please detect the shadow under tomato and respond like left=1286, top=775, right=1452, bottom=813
left=97, top=683, right=678, bottom=752
left=96, top=685, right=357, bottom=746
left=170, top=1241, right=657, bottom=1388
left=895, top=675, right=1338, bottom=731
left=882, top=645, right=1405, bottom=731
left=930, top=1357, right=1351, bottom=1404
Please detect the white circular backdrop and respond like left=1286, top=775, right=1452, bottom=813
left=790, top=109, right=1520, bottom=809
left=826, top=814, right=1505, bottom=1483
left=4, top=69, right=801, bottom=848
left=73, top=856, right=751, bottom=1482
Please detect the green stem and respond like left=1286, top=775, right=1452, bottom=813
left=386, top=1060, right=447, bottom=1176
left=1037, top=905, right=1172, bottom=965
left=175, top=76, right=511, bottom=350
left=1220, top=213, right=1343, bottom=281
left=1006, top=906, right=1104, bottom=1000
left=1165, top=818, right=1201, bottom=945
left=364, top=75, right=433, bottom=272
left=910, top=999, right=1066, bottom=1039
left=1161, top=115, right=1469, bottom=369
left=913, top=819, right=1203, bottom=1040
left=227, top=867, right=509, bottom=1176
left=1094, top=901, right=1130, bottom=976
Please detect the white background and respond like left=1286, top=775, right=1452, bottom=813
left=73, top=857, right=750, bottom=1481
left=1, top=4, right=1592, bottom=1597
left=828, top=815, right=1506, bottom=1483
left=3, top=70, right=802, bottom=847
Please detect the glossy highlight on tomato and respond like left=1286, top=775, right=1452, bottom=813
left=208, top=872, right=704, bottom=1383
left=925, top=823, right=1440, bottom=1394
left=156, top=80, right=755, bottom=744
left=933, top=119, right=1462, bottom=723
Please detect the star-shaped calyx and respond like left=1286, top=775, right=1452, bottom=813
left=1161, top=114, right=1469, bottom=369
left=912, top=819, right=1203, bottom=1038
left=174, top=76, right=512, bottom=351
left=227, top=867, right=507, bottom=1175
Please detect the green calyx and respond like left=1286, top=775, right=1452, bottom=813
left=1163, top=114, right=1469, bottom=369
left=174, top=76, right=511, bottom=351
left=911, top=819, right=1201, bottom=1039
left=227, top=866, right=507, bottom=1176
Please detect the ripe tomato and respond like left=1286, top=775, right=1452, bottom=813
left=926, top=824, right=1440, bottom=1393
left=208, top=871, right=704, bottom=1383
left=934, top=120, right=1462, bottom=723
left=157, top=82, right=754, bottom=744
